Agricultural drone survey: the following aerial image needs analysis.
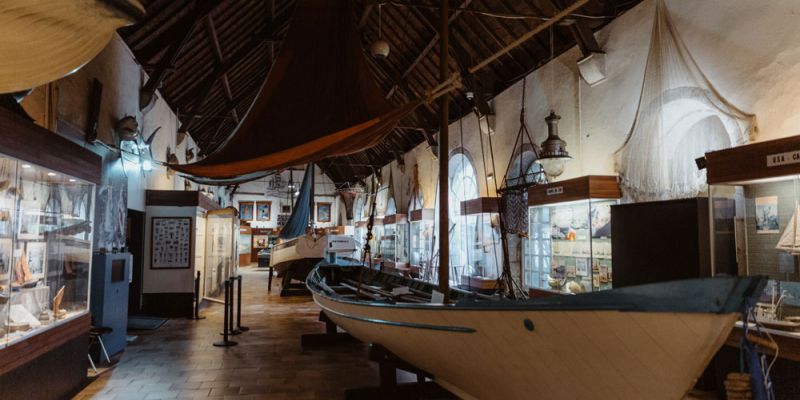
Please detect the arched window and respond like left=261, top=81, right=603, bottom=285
left=448, top=150, right=478, bottom=277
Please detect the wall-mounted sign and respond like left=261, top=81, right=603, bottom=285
left=546, top=187, right=564, bottom=196
left=766, top=150, right=800, bottom=167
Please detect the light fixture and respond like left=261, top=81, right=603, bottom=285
left=47, top=172, right=56, bottom=177
left=487, top=172, right=494, bottom=181
left=68, top=179, right=76, bottom=183
left=537, top=111, right=572, bottom=180
left=577, top=52, right=607, bottom=87
left=142, top=159, right=153, bottom=171
left=21, top=164, right=31, bottom=169
left=370, top=5, right=390, bottom=59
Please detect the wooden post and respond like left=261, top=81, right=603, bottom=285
left=438, top=0, right=450, bottom=302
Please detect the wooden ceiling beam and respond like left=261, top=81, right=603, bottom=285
left=400, top=0, right=472, bottom=80
left=135, top=0, right=217, bottom=65
left=204, top=15, right=240, bottom=125
left=139, top=0, right=220, bottom=110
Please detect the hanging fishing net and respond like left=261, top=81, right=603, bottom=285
left=615, top=0, right=756, bottom=201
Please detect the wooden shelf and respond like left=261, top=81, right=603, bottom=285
left=706, top=134, right=800, bottom=184
left=528, top=175, right=621, bottom=206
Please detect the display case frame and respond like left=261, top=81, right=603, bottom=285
left=0, top=106, right=101, bottom=397
left=381, top=213, right=411, bottom=274
left=203, top=207, right=239, bottom=301
left=525, top=176, right=621, bottom=294
left=409, top=208, right=434, bottom=275
left=458, top=198, right=503, bottom=291
left=705, top=135, right=800, bottom=365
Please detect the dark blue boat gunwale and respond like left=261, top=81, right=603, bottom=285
left=307, top=264, right=766, bottom=315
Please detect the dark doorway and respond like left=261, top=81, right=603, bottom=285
left=127, top=209, right=145, bottom=314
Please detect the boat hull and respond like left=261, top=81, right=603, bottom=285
left=314, top=293, right=737, bottom=400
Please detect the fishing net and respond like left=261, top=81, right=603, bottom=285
left=615, top=0, right=756, bottom=201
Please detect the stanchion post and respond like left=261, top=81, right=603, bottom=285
left=236, top=275, right=250, bottom=332
left=230, top=276, right=241, bottom=335
left=213, top=280, right=237, bottom=347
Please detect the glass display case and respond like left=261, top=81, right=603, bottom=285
left=381, top=214, right=410, bottom=271
left=1, top=157, right=95, bottom=348
left=458, top=199, right=503, bottom=291
left=706, top=137, right=800, bottom=328
left=204, top=208, right=238, bottom=301
left=409, top=208, right=434, bottom=272
left=524, top=176, right=620, bottom=294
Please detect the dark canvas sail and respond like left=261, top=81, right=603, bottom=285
left=170, top=0, right=420, bottom=179
left=279, top=164, right=314, bottom=239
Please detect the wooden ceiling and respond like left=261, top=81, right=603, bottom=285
left=120, top=0, right=642, bottom=185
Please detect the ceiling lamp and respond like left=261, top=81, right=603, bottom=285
left=370, top=5, right=389, bottom=59
left=537, top=111, right=571, bottom=180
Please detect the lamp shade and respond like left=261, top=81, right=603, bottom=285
left=537, top=111, right=572, bottom=179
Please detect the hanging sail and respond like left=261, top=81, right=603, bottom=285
left=170, top=0, right=421, bottom=179
left=776, top=203, right=800, bottom=254
left=279, top=164, right=314, bottom=239
left=615, top=0, right=756, bottom=201
left=0, top=0, right=143, bottom=94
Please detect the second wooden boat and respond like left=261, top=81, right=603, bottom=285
left=309, top=265, right=765, bottom=400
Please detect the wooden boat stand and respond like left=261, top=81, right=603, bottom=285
left=300, top=311, right=359, bottom=347
left=345, top=344, right=457, bottom=400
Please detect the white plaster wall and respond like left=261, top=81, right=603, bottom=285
left=382, top=0, right=800, bottom=198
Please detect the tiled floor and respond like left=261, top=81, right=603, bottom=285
left=74, top=266, right=381, bottom=399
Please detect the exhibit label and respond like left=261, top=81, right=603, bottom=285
left=766, top=150, right=800, bottom=167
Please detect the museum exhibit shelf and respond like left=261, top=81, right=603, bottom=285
left=706, top=135, right=800, bottom=364
left=380, top=214, right=411, bottom=275
left=458, top=198, right=503, bottom=292
left=0, top=106, right=100, bottom=399
left=525, top=176, right=620, bottom=293
left=409, top=208, right=434, bottom=276
left=142, top=190, right=220, bottom=317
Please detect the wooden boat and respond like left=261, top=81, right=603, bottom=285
left=308, top=264, right=765, bottom=400
left=270, top=234, right=327, bottom=276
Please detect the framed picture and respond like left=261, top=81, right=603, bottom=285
left=25, top=241, right=47, bottom=277
left=755, top=196, right=779, bottom=234
left=317, top=202, right=331, bottom=223
left=151, top=217, right=192, bottom=269
left=0, top=237, right=11, bottom=274
left=18, top=201, right=41, bottom=240
left=239, top=202, right=254, bottom=221
left=281, top=204, right=291, bottom=213
left=256, top=201, right=271, bottom=221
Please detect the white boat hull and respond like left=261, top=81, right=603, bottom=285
left=313, top=293, right=738, bottom=400
left=270, top=235, right=327, bottom=271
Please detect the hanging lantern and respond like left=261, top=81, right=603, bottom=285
left=370, top=5, right=390, bottom=59
left=370, top=39, right=390, bottom=59
left=537, top=111, right=572, bottom=179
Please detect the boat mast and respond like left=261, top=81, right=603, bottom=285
left=438, top=0, right=450, bottom=302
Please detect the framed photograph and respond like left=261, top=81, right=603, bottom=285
left=755, top=196, right=779, bottom=234
left=0, top=237, right=10, bottom=274
left=317, top=202, right=332, bottom=223
left=575, top=257, right=589, bottom=276
left=18, top=201, right=41, bottom=240
left=256, top=201, right=271, bottom=221
left=239, top=202, right=254, bottom=221
left=151, top=217, right=192, bottom=269
left=25, top=241, right=47, bottom=277
left=281, top=204, right=291, bottom=214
